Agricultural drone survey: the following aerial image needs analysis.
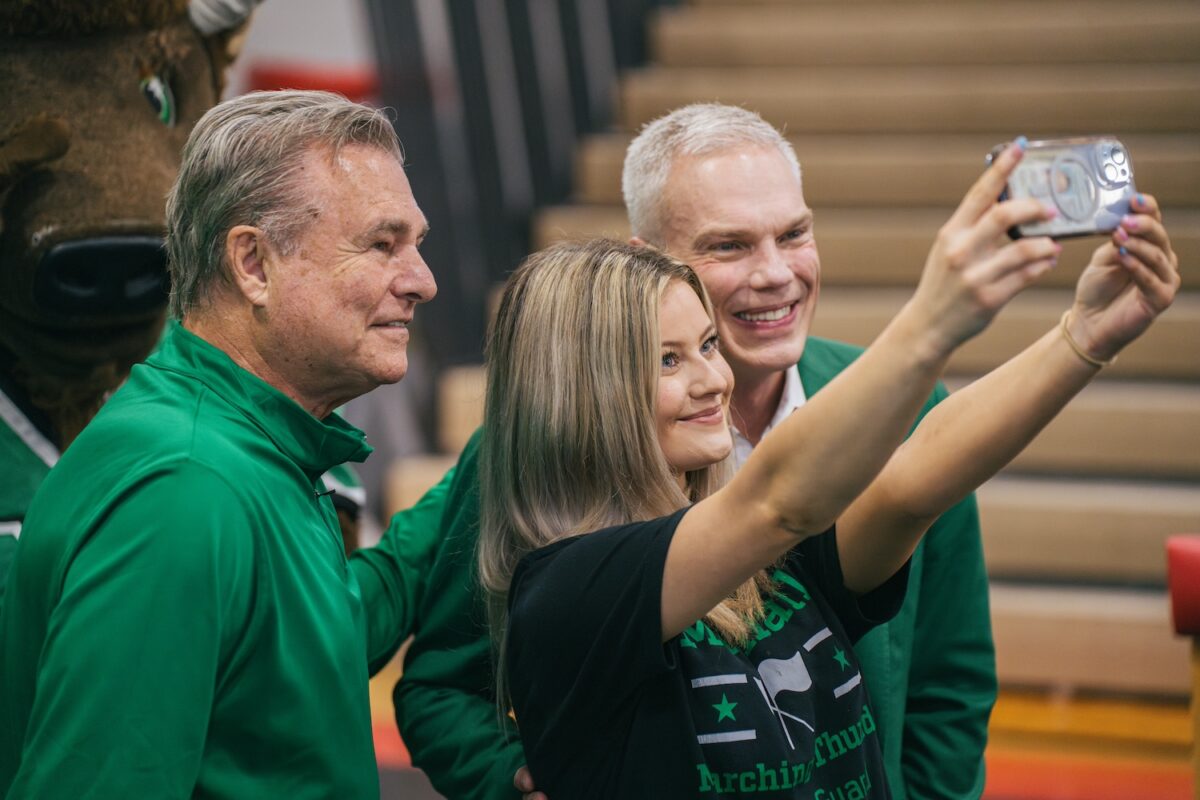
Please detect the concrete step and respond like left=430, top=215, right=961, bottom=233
left=574, top=133, right=1200, bottom=208
left=990, top=582, right=1189, bottom=696
left=531, top=205, right=1200, bottom=292
left=988, top=381, right=1200, bottom=480
left=651, top=2, right=1200, bottom=68
left=978, top=476, right=1200, bottom=585
left=621, top=64, right=1200, bottom=134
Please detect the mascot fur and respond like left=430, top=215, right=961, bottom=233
left=0, top=0, right=364, bottom=596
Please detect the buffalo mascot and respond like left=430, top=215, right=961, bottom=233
left=0, top=0, right=365, bottom=599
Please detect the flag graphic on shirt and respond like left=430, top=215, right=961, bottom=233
left=690, top=626, right=863, bottom=750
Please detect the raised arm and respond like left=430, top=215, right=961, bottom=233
left=838, top=192, right=1179, bottom=593
left=662, top=140, right=1061, bottom=638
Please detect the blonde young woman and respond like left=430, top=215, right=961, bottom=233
left=478, top=143, right=1178, bottom=799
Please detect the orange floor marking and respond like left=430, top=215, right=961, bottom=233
left=985, top=746, right=1193, bottom=800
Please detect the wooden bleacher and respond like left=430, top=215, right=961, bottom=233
left=386, top=1, right=1200, bottom=795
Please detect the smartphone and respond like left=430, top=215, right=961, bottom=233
left=986, top=136, right=1136, bottom=239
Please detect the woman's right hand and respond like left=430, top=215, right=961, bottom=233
left=905, top=138, right=1062, bottom=360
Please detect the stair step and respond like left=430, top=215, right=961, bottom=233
left=575, top=133, right=1200, bottom=208
left=978, top=476, right=1200, bottom=584
left=990, top=583, right=1189, bottom=696
left=533, top=205, right=1200, bottom=292
left=621, top=64, right=1200, bottom=134
left=652, top=2, right=1200, bottom=67
left=994, top=381, right=1200, bottom=480
left=815, top=288, right=1200, bottom=381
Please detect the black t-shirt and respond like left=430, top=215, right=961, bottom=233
left=506, top=507, right=908, bottom=799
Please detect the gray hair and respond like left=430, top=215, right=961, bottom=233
left=622, top=103, right=802, bottom=245
left=166, top=89, right=403, bottom=318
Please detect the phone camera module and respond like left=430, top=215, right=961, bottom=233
left=1094, top=141, right=1131, bottom=189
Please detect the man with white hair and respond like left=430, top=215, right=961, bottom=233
left=0, top=90, right=438, bottom=798
left=390, top=103, right=995, bottom=800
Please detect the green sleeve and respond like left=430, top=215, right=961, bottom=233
left=0, top=533, right=16, bottom=607
left=893, top=380, right=996, bottom=799
left=7, top=467, right=253, bottom=798
left=900, top=491, right=995, bottom=799
left=392, top=431, right=526, bottom=800
left=350, top=463, right=455, bottom=674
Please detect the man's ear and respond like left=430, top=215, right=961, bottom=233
left=629, top=235, right=648, bottom=248
left=226, top=225, right=270, bottom=307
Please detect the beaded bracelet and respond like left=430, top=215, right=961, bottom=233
left=1060, top=310, right=1116, bottom=369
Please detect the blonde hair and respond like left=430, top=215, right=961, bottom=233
left=622, top=103, right=802, bottom=246
left=478, top=240, right=772, bottom=703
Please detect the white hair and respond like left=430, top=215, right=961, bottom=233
left=622, top=103, right=802, bottom=245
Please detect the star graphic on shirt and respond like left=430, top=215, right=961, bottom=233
left=833, top=647, right=851, bottom=671
left=713, top=694, right=738, bottom=722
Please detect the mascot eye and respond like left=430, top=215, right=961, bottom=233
left=140, top=74, right=176, bottom=127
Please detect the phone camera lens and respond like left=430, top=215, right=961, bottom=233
left=1103, top=163, right=1119, bottom=182
left=1110, top=147, right=1126, bottom=165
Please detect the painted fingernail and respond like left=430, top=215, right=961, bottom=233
left=1054, top=243, right=1064, bottom=253
left=1043, top=203, right=1058, bottom=219
left=1122, top=215, right=1138, bottom=230
left=1115, top=227, right=1130, bottom=242
left=1119, top=246, right=1128, bottom=256
left=1137, top=193, right=1146, bottom=206
left=1014, top=135, right=1028, bottom=151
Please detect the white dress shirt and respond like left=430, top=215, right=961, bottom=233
left=730, top=365, right=807, bottom=471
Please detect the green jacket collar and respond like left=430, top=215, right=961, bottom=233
left=796, top=336, right=864, bottom=397
left=151, top=321, right=372, bottom=477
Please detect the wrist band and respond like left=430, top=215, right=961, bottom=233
left=1060, top=310, right=1115, bottom=369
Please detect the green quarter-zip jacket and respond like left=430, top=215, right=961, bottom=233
left=0, top=322, right=380, bottom=799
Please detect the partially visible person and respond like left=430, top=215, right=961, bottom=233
left=0, top=90, right=438, bottom=798
left=479, top=152, right=1176, bottom=795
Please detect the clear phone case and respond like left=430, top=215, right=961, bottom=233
left=987, top=136, right=1136, bottom=239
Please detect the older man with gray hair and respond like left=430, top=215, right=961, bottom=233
left=390, top=103, right=998, bottom=800
left=0, top=90, right=437, bottom=798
